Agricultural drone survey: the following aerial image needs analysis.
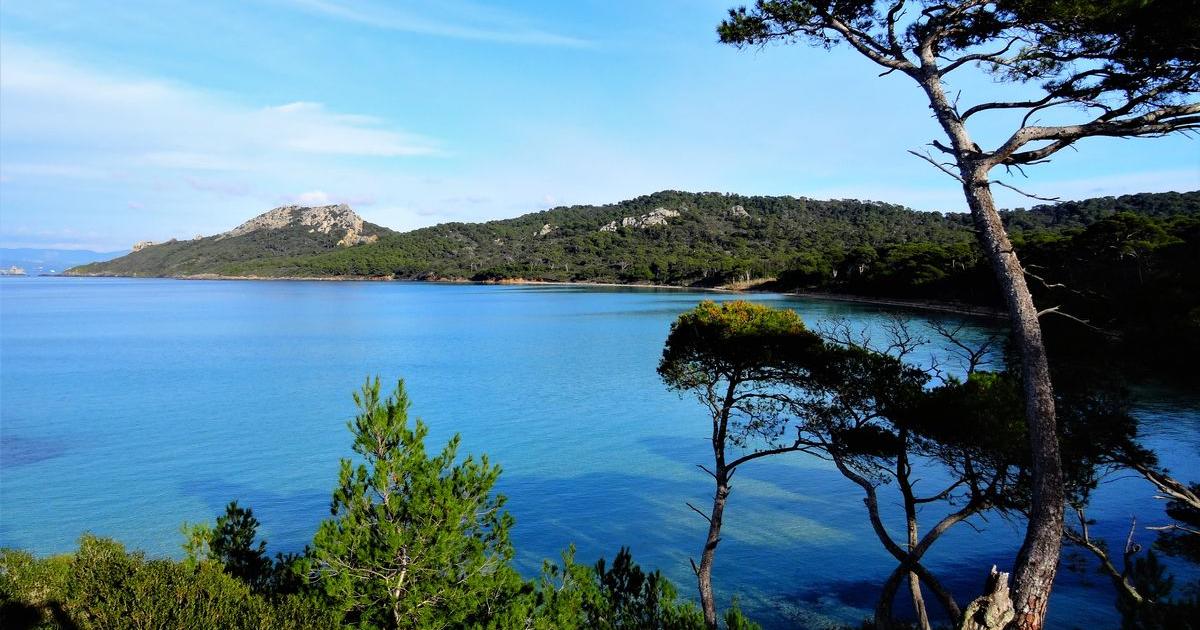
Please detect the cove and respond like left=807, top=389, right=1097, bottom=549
left=1, top=277, right=1196, bottom=628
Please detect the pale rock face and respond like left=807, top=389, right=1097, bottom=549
left=599, top=207, right=680, bottom=232
left=219, top=203, right=373, bottom=247
left=132, top=240, right=156, bottom=252
left=727, top=205, right=749, bottom=218
left=537, top=223, right=554, bottom=237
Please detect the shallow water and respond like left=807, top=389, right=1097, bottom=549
left=1, top=277, right=1195, bottom=628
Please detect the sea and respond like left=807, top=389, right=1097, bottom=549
left=1, top=277, right=1196, bottom=628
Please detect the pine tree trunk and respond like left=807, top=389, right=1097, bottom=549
left=898, top=438, right=931, bottom=630
left=917, top=53, right=1064, bottom=629
left=698, top=472, right=729, bottom=629
left=910, top=571, right=932, bottom=630
left=958, top=172, right=1064, bottom=630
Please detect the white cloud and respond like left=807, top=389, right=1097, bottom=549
left=0, top=163, right=114, bottom=180
left=184, top=177, right=253, bottom=197
left=0, top=41, right=439, bottom=171
left=283, top=0, right=590, bottom=47
left=288, top=190, right=333, bottom=206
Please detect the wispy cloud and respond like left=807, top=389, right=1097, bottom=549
left=0, top=163, right=114, bottom=180
left=283, top=0, right=590, bottom=47
left=0, top=41, right=440, bottom=177
left=281, top=190, right=378, bottom=207
left=185, top=176, right=253, bottom=197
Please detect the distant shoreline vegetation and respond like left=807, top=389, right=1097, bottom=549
left=67, top=189, right=1200, bottom=378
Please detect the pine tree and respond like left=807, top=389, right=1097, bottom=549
left=307, top=377, right=519, bottom=629
left=211, top=501, right=273, bottom=591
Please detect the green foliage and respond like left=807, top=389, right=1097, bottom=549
left=0, top=549, right=71, bottom=629
left=658, top=299, right=822, bottom=393
left=181, top=520, right=214, bottom=569
left=717, top=1, right=1198, bottom=99
left=307, top=377, right=521, bottom=629
left=210, top=500, right=274, bottom=591
left=504, top=546, right=710, bottom=630
left=1155, top=483, right=1200, bottom=565
left=591, top=547, right=706, bottom=629
left=70, top=219, right=393, bottom=277
left=0, top=536, right=336, bottom=630
left=723, top=598, right=760, bottom=630
left=1117, top=550, right=1200, bottom=630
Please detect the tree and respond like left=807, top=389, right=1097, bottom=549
left=306, top=377, right=519, bottom=629
left=658, top=300, right=826, bottom=628
left=1065, top=448, right=1200, bottom=629
left=742, top=316, right=1022, bottom=629
left=210, top=501, right=274, bottom=591
left=717, top=3, right=1198, bottom=627
left=489, top=545, right=712, bottom=630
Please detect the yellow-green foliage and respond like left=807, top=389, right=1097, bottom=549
left=683, top=300, right=805, bottom=337
left=0, top=548, right=71, bottom=629
left=0, top=536, right=335, bottom=630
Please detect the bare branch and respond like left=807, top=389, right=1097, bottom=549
left=989, top=179, right=1061, bottom=202
left=908, top=149, right=964, bottom=183
left=686, top=502, right=713, bottom=524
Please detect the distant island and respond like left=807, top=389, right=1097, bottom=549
left=0, top=248, right=129, bottom=276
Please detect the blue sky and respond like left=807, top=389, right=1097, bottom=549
left=1, top=0, right=1196, bottom=251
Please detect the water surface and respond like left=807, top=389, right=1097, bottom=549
left=1, top=278, right=1195, bottom=628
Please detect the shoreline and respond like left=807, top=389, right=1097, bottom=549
left=58, top=272, right=1008, bottom=319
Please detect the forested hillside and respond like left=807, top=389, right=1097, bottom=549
left=221, top=191, right=1198, bottom=292
left=223, top=191, right=979, bottom=283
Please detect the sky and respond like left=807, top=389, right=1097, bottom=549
left=1, top=0, right=1197, bottom=251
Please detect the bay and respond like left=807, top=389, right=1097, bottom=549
left=1, top=277, right=1195, bottom=628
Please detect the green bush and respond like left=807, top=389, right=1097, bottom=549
left=0, top=536, right=335, bottom=630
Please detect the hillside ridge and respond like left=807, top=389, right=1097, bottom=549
left=69, top=190, right=1199, bottom=287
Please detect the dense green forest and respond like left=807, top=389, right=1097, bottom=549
left=217, top=191, right=1198, bottom=289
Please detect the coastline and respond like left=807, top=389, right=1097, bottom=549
left=58, top=272, right=1008, bottom=319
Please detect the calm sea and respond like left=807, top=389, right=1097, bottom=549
left=1, top=277, right=1196, bottom=628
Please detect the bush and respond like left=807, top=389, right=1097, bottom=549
left=0, top=536, right=335, bottom=630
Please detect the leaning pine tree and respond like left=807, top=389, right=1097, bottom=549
left=718, top=3, right=1199, bottom=629
left=307, top=377, right=520, bottom=629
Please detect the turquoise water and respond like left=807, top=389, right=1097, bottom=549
left=1, top=277, right=1196, bottom=628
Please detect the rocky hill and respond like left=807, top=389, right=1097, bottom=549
left=70, top=204, right=392, bottom=277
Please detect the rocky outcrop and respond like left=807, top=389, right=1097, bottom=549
left=727, top=205, right=750, bottom=219
left=338, top=229, right=378, bottom=248
left=599, top=207, right=680, bottom=232
left=220, top=203, right=374, bottom=247
left=537, top=223, right=554, bottom=237
left=132, top=240, right=156, bottom=252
